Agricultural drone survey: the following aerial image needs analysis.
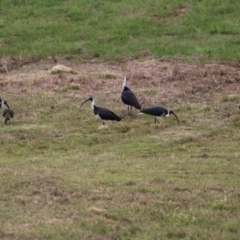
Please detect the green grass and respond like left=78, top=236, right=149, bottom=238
left=0, top=94, right=240, bottom=239
left=0, top=0, right=240, bottom=62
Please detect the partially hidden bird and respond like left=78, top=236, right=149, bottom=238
left=0, top=98, right=14, bottom=124
left=121, top=77, right=141, bottom=115
left=80, top=97, right=121, bottom=124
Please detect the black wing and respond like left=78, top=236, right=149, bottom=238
left=121, top=87, right=141, bottom=109
left=3, top=109, right=14, bottom=118
left=140, top=107, right=167, bottom=117
left=98, top=108, right=121, bottom=121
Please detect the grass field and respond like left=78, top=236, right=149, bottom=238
left=0, top=0, right=240, bottom=62
left=1, top=0, right=240, bottom=239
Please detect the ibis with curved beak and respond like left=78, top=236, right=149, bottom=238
left=0, top=98, right=14, bottom=124
left=81, top=97, right=121, bottom=124
left=121, top=77, right=141, bottom=115
left=140, top=106, right=179, bottom=124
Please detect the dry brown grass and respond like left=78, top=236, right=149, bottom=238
left=1, top=58, right=240, bottom=108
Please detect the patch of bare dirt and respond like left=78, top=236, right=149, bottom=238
left=1, top=57, right=240, bottom=109
left=161, top=5, right=189, bottom=21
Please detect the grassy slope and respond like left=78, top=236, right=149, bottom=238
left=0, top=0, right=239, bottom=62
left=0, top=93, right=240, bottom=239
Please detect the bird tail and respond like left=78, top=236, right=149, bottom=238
left=139, top=108, right=148, bottom=114
left=139, top=108, right=152, bottom=115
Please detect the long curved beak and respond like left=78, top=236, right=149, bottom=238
left=4, top=101, right=10, bottom=109
left=80, top=98, right=91, bottom=107
left=172, top=112, right=179, bottom=125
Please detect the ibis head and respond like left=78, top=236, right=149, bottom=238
left=80, top=97, right=95, bottom=111
left=0, top=99, right=10, bottom=109
left=169, top=110, right=179, bottom=125
left=80, top=97, right=93, bottom=107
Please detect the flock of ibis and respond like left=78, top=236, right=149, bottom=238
left=80, top=77, right=179, bottom=125
left=1, top=77, right=179, bottom=126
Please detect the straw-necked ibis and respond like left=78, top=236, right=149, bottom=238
left=140, top=106, right=179, bottom=124
left=81, top=97, right=121, bottom=124
left=121, top=77, right=141, bottom=115
left=0, top=98, right=14, bottom=124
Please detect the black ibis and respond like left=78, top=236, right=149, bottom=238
left=80, top=97, right=121, bottom=124
left=140, top=106, right=179, bottom=124
left=0, top=98, right=14, bottom=124
left=121, top=77, right=141, bottom=115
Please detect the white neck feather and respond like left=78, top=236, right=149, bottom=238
left=165, top=111, right=170, bottom=117
left=122, top=77, right=127, bottom=89
left=91, top=99, right=95, bottom=110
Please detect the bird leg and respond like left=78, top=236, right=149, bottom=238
left=4, top=118, right=9, bottom=124
left=127, top=106, right=132, bottom=116
left=154, top=117, right=159, bottom=123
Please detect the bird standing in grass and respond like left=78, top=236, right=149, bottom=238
left=121, top=77, right=141, bottom=115
left=140, top=106, right=179, bottom=124
left=0, top=98, right=14, bottom=124
left=81, top=97, right=121, bottom=124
